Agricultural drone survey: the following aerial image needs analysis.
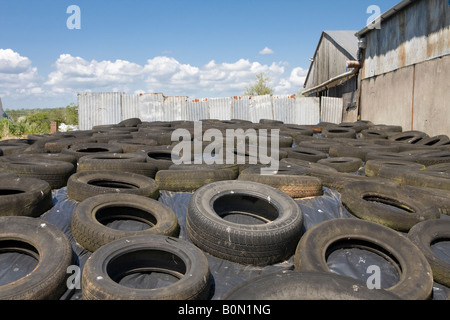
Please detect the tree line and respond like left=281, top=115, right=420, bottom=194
left=1, top=103, right=78, bottom=139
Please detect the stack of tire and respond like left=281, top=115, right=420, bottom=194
left=0, top=117, right=448, bottom=300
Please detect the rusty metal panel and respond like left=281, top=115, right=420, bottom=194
left=293, top=97, right=320, bottom=125
left=272, top=94, right=296, bottom=124
left=321, top=97, right=343, bottom=124
left=187, top=98, right=209, bottom=121
left=362, top=0, right=450, bottom=79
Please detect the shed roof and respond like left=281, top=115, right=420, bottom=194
left=323, top=30, right=359, bottom=60
left=303, top=30, right=358, bottom=90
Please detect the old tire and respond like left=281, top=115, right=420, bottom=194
left=222, top=271, right=400, bottom=300
left=81, top=235, right=211, bottom=300
left=322, top=127, right=356, bottom=139
left=169, top=163, right=240, bottom=179
left=365, top=159, right=425, bottom=177
left=155, top=169, right=236, bottom=192
left=317, top=157, right=363, bottom=173
left=408, top=219, right=450, bottom=287
left=62, top=143, right=123, bottom=161
left=238, top=166, right=322, bottom=198
left=0, top=216, right=73, bottom=300
left=341, top=181, right=440, bottom=232
left=67, top=171, right=159, bottom=202
left=285, top=147, right=328, bottom=162
left=186, top=180, right=304, bottom=266
left=0, top=158, right=75, bottom=189
left=0, top=176, right=53, bottom=217
left=71, top=194, right=179, bottom=252
left=294, top=218, right=434, bottom=300
left=77, top=153, right=158, bottom=178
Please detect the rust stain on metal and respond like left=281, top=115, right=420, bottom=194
left=398, top=42, right=406, bottom=68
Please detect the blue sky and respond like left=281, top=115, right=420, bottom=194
left=0, top=0, right=400, bottom=109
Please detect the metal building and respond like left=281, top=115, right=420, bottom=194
left=356, top=0, right=450, bottom=136
left=303, top=30, right=360, bottom=98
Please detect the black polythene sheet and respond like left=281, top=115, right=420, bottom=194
left=1, top=187, right=449, bottom=300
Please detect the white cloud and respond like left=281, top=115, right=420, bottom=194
left=0, top=49, right=32, bottom=74
left=274, top=67, right=308, bottom=93
left=46, top=54, right=143, bottom=94
left=259, top=47, right=275, bottom=55
left=0, top=49, right=307, bottom=108
left=0, top=49, right=42, bottom=99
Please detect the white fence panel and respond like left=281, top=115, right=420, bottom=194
left=78, top=92, right=324, bottom=129
left=321, top=97, right=343, bottom=124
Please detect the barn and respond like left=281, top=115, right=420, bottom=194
left=356, top=0, right=450, bottom=137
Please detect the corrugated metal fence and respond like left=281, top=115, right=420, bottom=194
left=78, top=92, right=343, bottom=130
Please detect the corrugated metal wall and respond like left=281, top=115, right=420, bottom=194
left=321, top=97, right=343, bottom=124
left=78, top=92, right=342, bottom=130
left=362, top=0, right=450, bottom=79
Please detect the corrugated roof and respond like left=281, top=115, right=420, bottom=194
left=323, top=30, right=359, bottom=60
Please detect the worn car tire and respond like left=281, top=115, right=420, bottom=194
left=317, top=157, right=363, bottom=173
left=81, top=235, right=211, bottom=300
left=408, top=219, right=450, bottom=287
left=77, top=153, right=158, bottom=178
left=294, top=218, right=434, bottom=300
left=285, top=147, right=328, bottom=162
left=0, top=158, right=75, bottom=189
left=155, top=169, right=236, bottom=192
left=186, top=180, right=304, bottom=266
left=62, top=143, right=123, bottom=161
left=67, top=171, right=159, bottom=202
left=238, top=166, right=322, bottom=198
left=71, top=194, right=179, bottom=252
left=222, top=271, right=400, bottom=300
left=0, top=176, right=53, bottom=217
left=322, top=127, right=356, bottom=139
left=341, top=181, right=440, bottom=231
left=0, top=216, right=73, bottom=300
left=364, top=159, right=425, bottom=177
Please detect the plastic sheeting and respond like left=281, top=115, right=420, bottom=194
left=1, top=186, right=449, bottom=300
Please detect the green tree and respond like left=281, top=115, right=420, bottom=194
left=65, top=103, right=78, bottom=125
left=26, top=112, right=51, bottom=134
left=244, top=72, right=274, bottom=96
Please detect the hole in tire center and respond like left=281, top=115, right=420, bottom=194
left=147, top=152, right=172, bottom=161
left=212, top=193, right=279, bottom=225
left=362, top=194, right=415, bottom=213
left=325, top=239, right=401, bottom=289
left=0, top=189, right=25, bottom=196
left=95, top=206, right=156, bottom=231
left=87, top=179, right=139, bottom=189
left=328, top=129, right=349, bottom=133
left=431, top=238, right=450, bottom=264
left=0, top=240, right=39, bottom=286
left=77, top=148, right=110, bottom=153
left=106, top=249, right=186, bottom=290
